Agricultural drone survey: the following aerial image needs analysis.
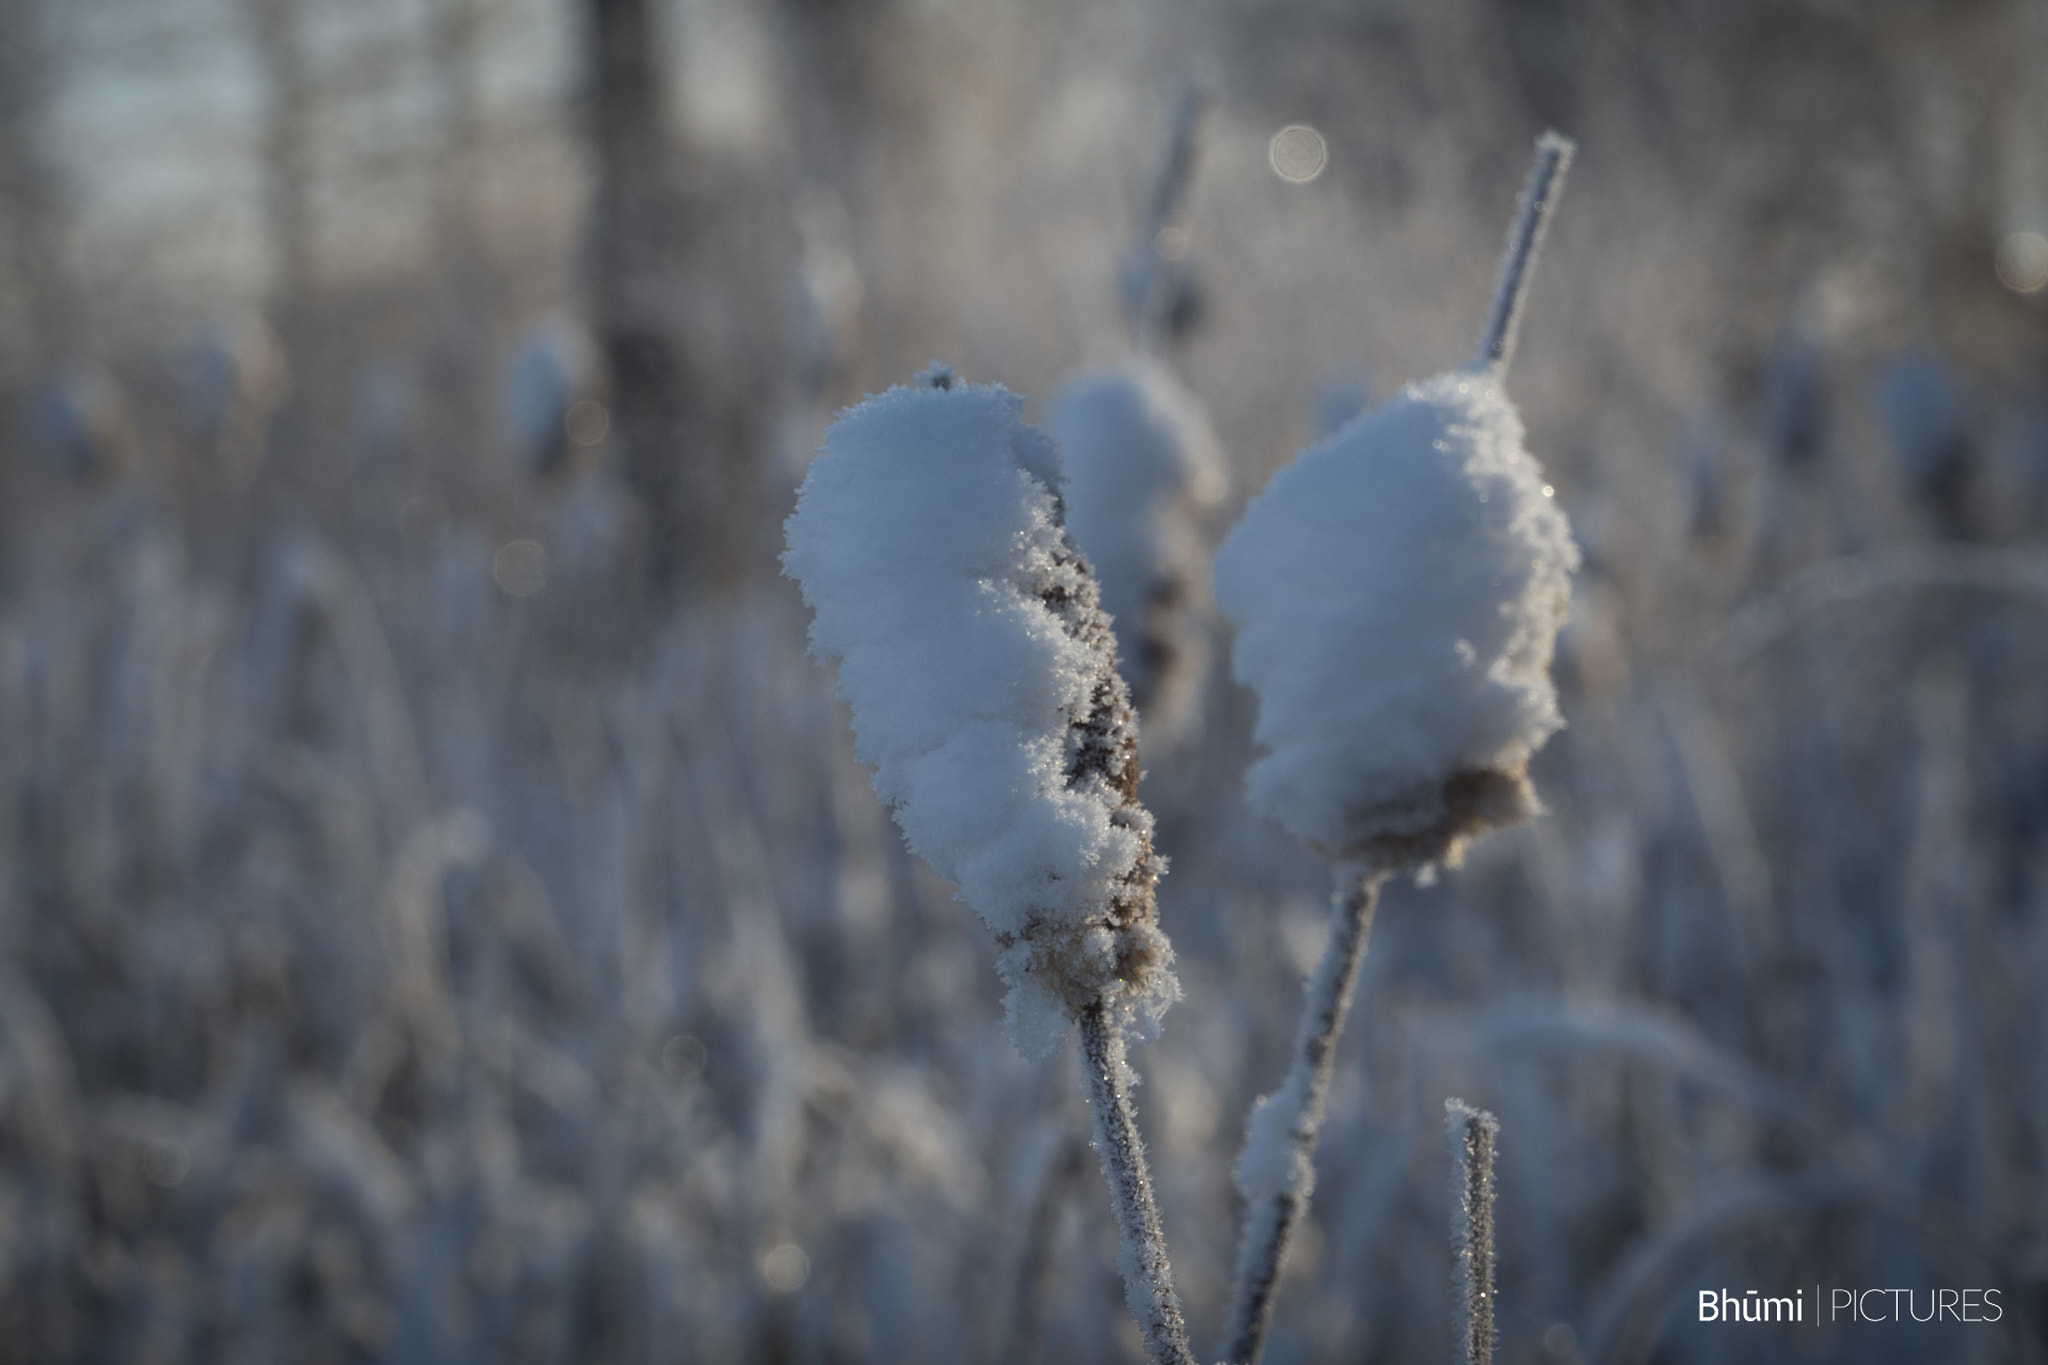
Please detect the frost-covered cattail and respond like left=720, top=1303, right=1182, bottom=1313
left=1681, top=413, right=1730, bottom=541
left=1216, top=134, right=1578, bottom=1365
left=1876, top=350, right=1972, bottom=529
left=353, top=358, right=413, bottom=466
left=1756, top=324, right=1827, bottom=471
left=1047, top=359, right=1226, bottom=749
left=785, top=366, right=1178, bottom=1055
left=499, top=319, right=600, bottom=478
left=185, top=316, right=289, bottom=439
left=1448, top=1100, right=1501, bottom=1365
left=27, top=366, right=131, bottom=482
left=1119, top=80, right=1211, bottom=352
left=182, top=315, right=289, bottom=488
left=789, top=188, right=865, bottom=400
left=1215, top=142, right=1580, bottom=874
left=785, top=366, right=1194, bottom=1363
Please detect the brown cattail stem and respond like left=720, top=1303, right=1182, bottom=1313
left=1471, top=132, right=1574, bottom=378
left=1448, top=1100, right=1501, bottom=1365
left=1077, top=1003, right=1197, bottom=1365
left=1224, top=863, right=1385, bottom=1364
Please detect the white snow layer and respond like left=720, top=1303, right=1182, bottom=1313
left=1213, top=370, right=1579, bottom=866
left=1048, top=361, right=1226, bottom=749
left=783, top=377, right=1177, bottom=1058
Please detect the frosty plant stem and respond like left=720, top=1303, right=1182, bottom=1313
left=1079, top=1002, right=1197, bottom=1365
left=1448, top=1100, right=1501, bottom=1365
left=1223, top=862, right=1383, bottom=1364
left=1473, top=132, right=1573, bottom=375
left=1214, top=132, right=1579, bottom=1365
left=783, top=367, right=1193, bottom=1365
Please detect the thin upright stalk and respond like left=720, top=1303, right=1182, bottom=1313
left=1128, top=78, right=1210, bottom=354
left=1224, top=864, right=1385, bottom=1365
left=1448, top=1100, right=1500, bottom=1365
left=1077, top=1004, right=1197, bottom=1365
left=1470, top=132, right=1575, bottom=376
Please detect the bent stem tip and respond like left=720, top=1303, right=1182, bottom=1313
left=1471, top=131, right=1575, bottom=377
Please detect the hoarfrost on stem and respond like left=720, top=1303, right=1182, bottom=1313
left=1448, top=1099, right=1501, bottom=1365
left=782, top=376, right=1178, bottom=1059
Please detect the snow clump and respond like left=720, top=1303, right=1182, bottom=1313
left=783, top=369, right=1178, bottom=1058
left=1213, top=368, right=1579, bottom=871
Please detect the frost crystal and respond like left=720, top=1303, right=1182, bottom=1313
left=783, top=376, right=1178, bottom=1058
left=1213, top=370, right=1579, bottom=869
left=1047, top=361, right=1226, bottom=748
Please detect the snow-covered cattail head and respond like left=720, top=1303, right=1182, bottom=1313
left=783, top=367, right=1178, bottom=1059
left=1047, top=359, right=1227, bottom=749
left=1214, top=135, right=1580, bottom=873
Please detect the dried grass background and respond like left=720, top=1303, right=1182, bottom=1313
left=1, top=0, right=2046, bottom=1361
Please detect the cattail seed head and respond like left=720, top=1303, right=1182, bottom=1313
left=1214, top=371, right=1578, bottom=872
left=783, top=373, right=1179, bottom=1058
left=1214, top=135, right=1580, bottom=875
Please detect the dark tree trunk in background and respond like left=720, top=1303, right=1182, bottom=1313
left=0, top=0, right=75, bottom=365
left=246, top=0, right=312, bottom=319
left=429, top=0, right=487, bottom=440
left=586, top=0, right=765, bottom=602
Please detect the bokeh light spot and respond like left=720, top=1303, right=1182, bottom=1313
left=493, top=539, right=548, bottom=598
left=1269, top=124, right=1328, bottom=183
left=566, top=399, right=610, bottom=446
left=1995, top=232, right=2048, bottom=293
left=661, top=1033, right=706, bottom=1081
left=760, top=1243, right=809, bottom=1292
left=142, top=1141, right=189, bottom=1188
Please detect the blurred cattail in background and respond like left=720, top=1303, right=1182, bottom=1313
left=1047, top=362, right=1226, bottom=751
left=1119, top=80, right=1212, bottom=355
left=498, top=318, right=603, bottom=481
left=26, top=365, right=131, bottom=483
left=1875, top=350, right=1973, bottom=535
left=351, top=358, right=413, bottom=469
left=182, top=315, right=289, bottom=485
left=1048, top=86, right=1227, bottom=753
